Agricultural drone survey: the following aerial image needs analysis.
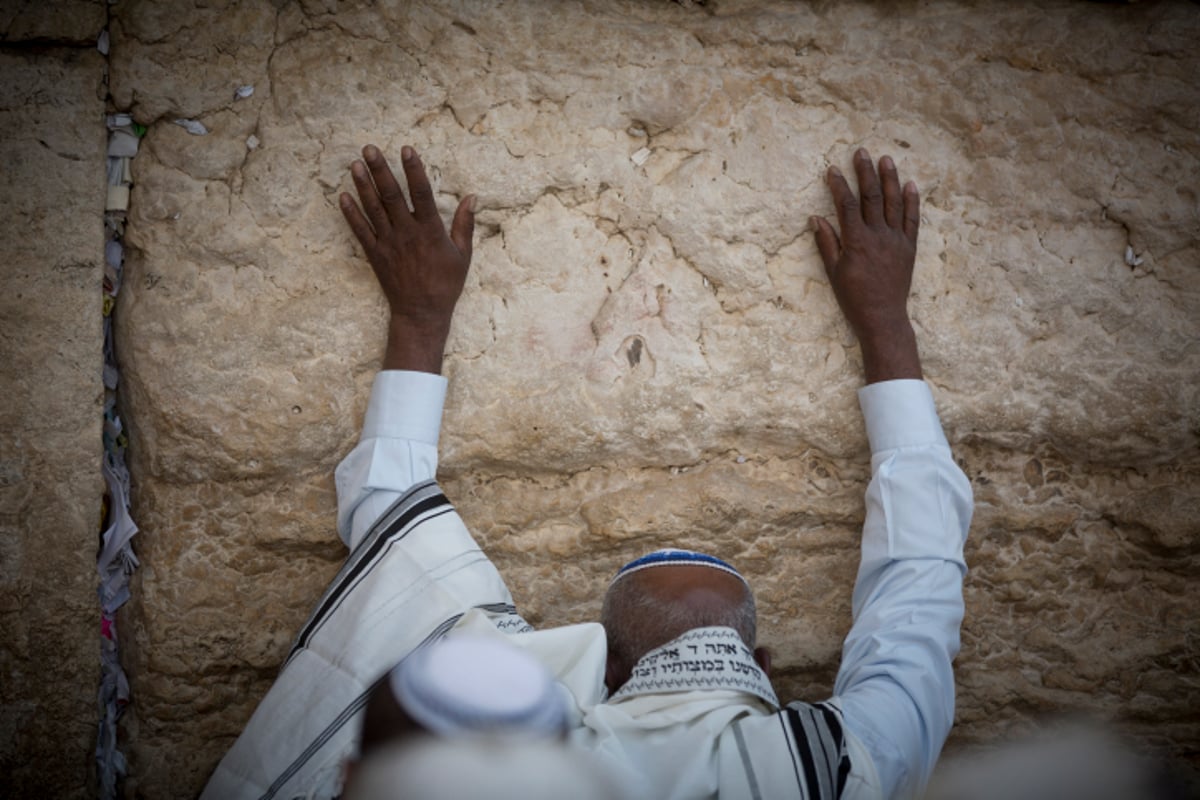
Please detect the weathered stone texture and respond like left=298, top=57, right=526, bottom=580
left=0, top=42, right=107, bottom=800
left=0, top=0, right=106, bottom=45
left=109, top=1, right=1199, bottom=795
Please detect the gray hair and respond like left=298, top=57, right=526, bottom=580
left=600, top=571, right=757, bottom=685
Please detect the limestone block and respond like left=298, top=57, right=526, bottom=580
left=0, top=47, right=107, bottom=800
left=109, top=1, right=1200, bottom=796
left=107, top=0, right=277, bottom=123
left=0, top=0, right=106, bottom=45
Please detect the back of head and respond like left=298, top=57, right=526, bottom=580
left=601, top=550, right=757, bottom=690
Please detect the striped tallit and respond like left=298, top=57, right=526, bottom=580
left=201, top=481, right=528, bottom=800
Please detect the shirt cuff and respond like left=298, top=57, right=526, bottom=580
left=857, top=380, right=948, bottom=453
left=361, top=370, right=448, bottom=446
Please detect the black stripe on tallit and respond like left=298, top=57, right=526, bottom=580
left=777, top=709, right=807, bottom=796
left=282, top=483, right=449, bottom=667
left=732, top=720, right=763, bottom=800
left=258, top=681, right=373, bottom=800
left=782, top=703, right=850, bottom=800
left=816, top=703, right=851, bottom=795
left=286, top=504, right=454, bottom=665
left=785, top=706, right=824, bottom=799
left=475, top=602, right=522, bottom=616
left=258, top=610, right=469, bottom=800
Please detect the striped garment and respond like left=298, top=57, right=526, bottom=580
left=201, top=482, right=530, bottom=800
left=202, top=480, right=876, bottom=799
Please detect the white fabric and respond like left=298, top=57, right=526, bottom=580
left=609, top=626, right=777, bottom=708
left=576, top=625, right=821, bottom=800
left=203, top=371, right=972, bottom=800
left=392, top=635, right=565, bottom=736
left=343, top=738, right=629, bottom=800
left=446, top=608, right=608, bottom=731
left=841, top=379, right=972, bottom=798
left=200, top=486, right=529, bottom=799
left=335, top=370, right=447, bottom=549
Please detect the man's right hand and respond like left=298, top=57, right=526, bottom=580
left=340, top=144, right=476, bottom=375
left=810, top=148, right=923, bottom=384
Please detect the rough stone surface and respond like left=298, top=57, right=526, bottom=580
left=0, top=0, right=106, bottom=45
left=107, top=1, right=1199, bottom=796
left=0, top=40, right=107, bottom=800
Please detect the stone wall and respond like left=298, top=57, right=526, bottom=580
left=102, top=0, right=1200, bottom=795
left=0, top=2, right=109, bottom=797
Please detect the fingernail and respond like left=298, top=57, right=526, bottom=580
left=808, top=216, right=819, bottom=233
left=856, top=147, right=869, bottom=160
left=402, top=145, right=416, bottom=161
left=468, top=194, right=479, bottom=213
left=363, top=144, right=379, bottom=160
left=829, top=166, right=842, bottom=179
left=904, top=180, right=917, bottom=193
left=881, top=155, right=895, bottom=170
left=351, top=160, right=365, bottom=176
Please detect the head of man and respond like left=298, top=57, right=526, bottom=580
left=348, top=635, right=568, bottom=794
left=356, top=634, right=566, bottom=760
left=599, top=549, right=771, bottom=693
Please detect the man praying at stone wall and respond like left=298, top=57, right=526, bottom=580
left=200, top=145, right=973, bottom=800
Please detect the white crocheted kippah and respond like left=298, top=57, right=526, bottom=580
left=390, top=635, right=565, bottom=738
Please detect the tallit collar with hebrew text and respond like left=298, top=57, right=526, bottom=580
left=610, top=626, right=779, bottom=709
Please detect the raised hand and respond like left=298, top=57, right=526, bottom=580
left=340, top=144, right=476, bottom=374
left=811, top=148, right=923, bottom=384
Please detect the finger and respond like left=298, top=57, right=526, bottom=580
left=880, top=155, right=903, bottom=229
left=363, top=144, right=413, bottom=227
left=400, top=145, right=440, bottom=224
left=449, top=194, right=477, bottom=263
left=854, top=148, right=884, bottom=226
left=339, top=192, right=377, bottom=255
left=810, top=215, right=841, bottom=276
left=902, top=180, right=921, bottom=244
left=351, top=159, right=390, bottom=236
left=827, top=165, right=862, bottom=237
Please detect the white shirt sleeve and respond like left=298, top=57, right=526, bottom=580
left=334, top=370, right=448, bottom=550
left=834, top=379, right=974, bottom=800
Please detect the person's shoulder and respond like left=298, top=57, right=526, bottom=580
left=729, top=699, right=846, bottom=741
left=722, top=702, right=868, bottom=799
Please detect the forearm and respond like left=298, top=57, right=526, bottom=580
left=382, top=316, right=451, bottom=374
left=837, top=557, right=965, bottom=799
left=332, top=143, right=476, bottom=537
left=334, top=370, right=448, bottom=548
left=833, top=380, right=973, bottom=798
left=858, top=319, right=922, bottom=384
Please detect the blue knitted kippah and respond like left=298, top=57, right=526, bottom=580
left=611, top=548, right=747, bottom=585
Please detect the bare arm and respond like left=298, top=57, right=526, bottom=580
left=811, top=148, right=922, bottom=384
left=339, top=144, right=476, bottom=374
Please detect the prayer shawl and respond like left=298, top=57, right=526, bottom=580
left=572, top=627, right=881, bottom=800
left=200, top=482, right=531, bottom=799
left=202, top=482, right=881, bottom=799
